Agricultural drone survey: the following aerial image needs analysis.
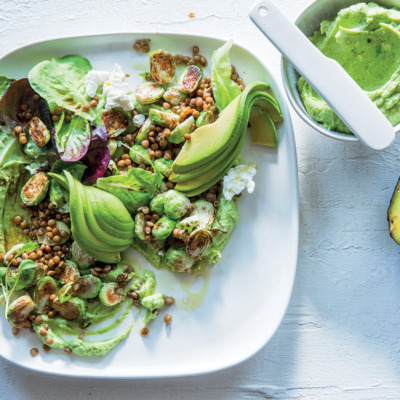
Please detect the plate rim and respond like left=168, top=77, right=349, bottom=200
left=0, top=31, right=299, bottom=379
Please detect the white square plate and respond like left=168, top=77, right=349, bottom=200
left=0, top=33, right=299, bottom=378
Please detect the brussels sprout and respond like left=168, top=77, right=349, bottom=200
left=164, top=247, right=195, bottom=273
left=178, top=66, right=203, bottom=93
left=69, top=241, right=92, bottom=269
left=21, top=171, right=50, bottom=206
left=167, top=116, right=195, bottom=144
left=105, top=160, right=119, bottom=176
left=149, top=108, right=178, bottom=128
left=7, top=260, right=36, bottom=290
left=150, top=190, right=190, bottom=219
left=135, top=82, right=165, bottom=105
left=99, top=282, right=125, bottom=306
left=59, top=260, right=80, bottom=284
left=129, top=144, right=151, bottom=165
left=37, top=221, right=70, bottom=246
left=102, top=110, right=129, bottom=138
left=3, top=244, right=24, bottom=263
left=152, top=216, right=175, bottom=242
left=190, top=199, right=215, bottom=228
left=31, top=264, right=46, bottom=286
left=103, top=263, right=134, bottom=283
left=186, top=228, right=213, bottom=259
left=28, top=117, right=51, bottom=147
left=107, top=139, right=118, bottom=156
left=52, top=296, right=86, bottom=320
left=7, top=294, right=36, bottom=328
left=154, top=158, right=173, bottom=178
left=173, top=216, right=201, bottom=241
left=76, top=275, right=102, bottom=299
left=150, top=49, right=176, bottom=84
left=134, top=212, right=146, bottom=241
left=196, top=105, right=219, bottom=128
left=135, top=118, right=152, bottom=143
left=34, top=276, right=58, bottom=314
left=163, top=86, right=187, bottom=106
left=58, top=282, right=74, bottom=303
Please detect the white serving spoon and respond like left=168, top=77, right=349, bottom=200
left=249, top=0, right=395, bottom=151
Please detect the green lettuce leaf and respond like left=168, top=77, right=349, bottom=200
left=211, top=40, right=241, bottom=111
left=0, top=126, right=33, bottom=168
left=96, top=167, right=162, bottom=213
left=28, top=55, right=95, bottom=120
left=0, top=75, right=16, bottom=97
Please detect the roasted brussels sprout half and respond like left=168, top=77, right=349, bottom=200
left=149, top=108, right=178, bottom=127
left=7, top=259, right=36, bottom=290
left=150, top=190, right=190, bottom=219
left=53, top=296, right=86, bottom=320
left=129, top=144, right=151, bottom=165
left=102, top=110, right=129, bottom=138
left=104, top=263, right=134, bottom=283
left=154, top=158, right=173, bottom=178
left=163, top=86, right=187, bottom=106
left=59, top=260, right=80, bottom=284
left=58, top=282, right=74, bottom=303
left=186, top=228, right=213, bottom=259
left=135, top=118, right=152, bottom=143
left=152, top=216, right=175, bottom=242
left=37, top=220, right=70, bottom=246
left=196, top=105, right=219, bottom=128
left=178, top=65, right=203, bottom=93
left=150, top=49, right=176, bottom=84
left=173, top=216, right=201, bottom=241
left=34, top=276, right=58, bottom=314
left=69, top=241, right=92, bottom=269
left=164, top=247, right=196, bottom=273
left=167, top=116, right=195, bottom=144
left=21, top=171, right=50, bottom=206
left=135, top=82, right=165, bottom=105
left=190, top=199, right=215, bottom=228
left=7, top=294, right=36, bottom=328
left=134, top=212, right=146, bottom=241
left=99, top=283, right=125, bottom=306
left=106, top=160, right=119, bottom=176
left=28, top=116, right=51, bottom=147
left=75, top=275, right=102, bottom=299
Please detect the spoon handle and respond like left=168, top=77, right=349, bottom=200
left=249, top=0, right=395, bottom=151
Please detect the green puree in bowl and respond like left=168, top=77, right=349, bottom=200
left=297, top=2, right=400, bottom=134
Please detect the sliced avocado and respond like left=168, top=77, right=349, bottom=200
left=388, top=178, right=400, bottom=244
left=253, top=94, right=283, bottom=123
left=65, top=172, right=122, bottom=263
left=167, top=116, right=195, bottom=144
left=172, top=95, right=242, bottom=173
left=249, top=106, right=278, bottom=146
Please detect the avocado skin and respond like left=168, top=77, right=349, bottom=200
left=388, top=177, right=400, bottom=244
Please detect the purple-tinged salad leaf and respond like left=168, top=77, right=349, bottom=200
left=55, top=114, right=91, bottom=162
left=81, top=125, right=110, bottom=185
left=0, top=78, right=52, bottom=133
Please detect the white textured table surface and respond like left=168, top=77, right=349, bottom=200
left=1, top=0, right=400, bottom=398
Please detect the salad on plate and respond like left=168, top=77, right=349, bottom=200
left=0, top=40, right=282, bottom=357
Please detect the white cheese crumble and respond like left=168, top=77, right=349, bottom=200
left=222, top=164, right=257, bottom=201
left=85, top=70, right=109, bottom=97
left=133, top=113, right=146, bottom=127
left=84, top=64, right=134, bottom=111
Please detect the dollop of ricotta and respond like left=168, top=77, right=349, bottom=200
left=84, top=64, right=134, bottom=111
left=222, top=164, right=257, bottom=201
left=133, top=113, right=146, bottom=127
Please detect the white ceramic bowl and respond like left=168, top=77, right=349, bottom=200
left=281, top=0, right=400, bottom=142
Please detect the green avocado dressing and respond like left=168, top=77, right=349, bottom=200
left=297, top=2, right=400, bottom=133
